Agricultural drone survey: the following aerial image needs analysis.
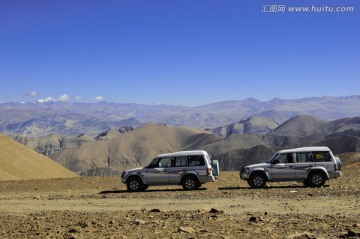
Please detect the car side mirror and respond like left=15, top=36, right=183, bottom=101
left=147, top=163, right=155, bottom=168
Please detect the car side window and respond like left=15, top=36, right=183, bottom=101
left=273, top=154, right=293, bottom=164
left=296, top=152, right=314, bottom=163
left=155, top=157, right=170, bottom=168
left=187, top=155, right=205, bottom=166
left=171, top=156, right=188, bottom=167
left=313, top=151, right=331, bottom=162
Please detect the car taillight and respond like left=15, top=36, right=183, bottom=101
left=334, top=163, right=338, bottom=171
left=207, top=168, right=212, bottom=176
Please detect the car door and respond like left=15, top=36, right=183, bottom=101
left=168, top=156, right=187, bottom=183
left=145, top=157, right=171, bottom=184
left=269, top=153, right=296, bottom=180
left=294, top=152, right=314, bottom=179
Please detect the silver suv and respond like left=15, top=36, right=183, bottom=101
left=240, top=147, right=342, bottom=188
left=121, top=150, right=219, bottom=192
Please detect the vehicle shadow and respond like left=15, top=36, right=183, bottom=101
left=218, top=186, right=248, bottom=190
left=219, top=185, right=329, bottom=190
left=99, top=188, right=207, bottom=194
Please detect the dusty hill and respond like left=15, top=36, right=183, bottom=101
left=0, top=134, right=78, bottom=180
left=12, top=133, right=95, bottom=156
left=209, top=116, right=279, bottom=137
left=323, top=117, right=360, bottom=133
left=214, top=145, right=277, bottom=171
left=271, top=114, right=327, bottom=136
left=50, top=124, right=222, bottom=175
left=9, top=116, right=360, bottom=175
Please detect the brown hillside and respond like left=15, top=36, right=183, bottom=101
left=272, top=114, right=327, bottom=136
left=51, top=124, right=221, bottom=174
left=0, top=134, right=79, bottom=181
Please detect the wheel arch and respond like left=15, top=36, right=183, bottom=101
left=307, top=168, right=329, bottom=180
left=180, top=173, right=200, bottom=184
left=250, top=169, right=269, bottom=181
left=126, top=174, right=146, bottom=185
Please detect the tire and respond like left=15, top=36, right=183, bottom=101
left=307, top=172, right=326, bottom=188
left=304, top=180, right=311, bottom=187
left=248, top=173, right=267, bottom=189
left=126, top=177, right=143, bottom=192
left=140, top=185, right=148, bottom=191
left=182, top=176, right=199, bottom=190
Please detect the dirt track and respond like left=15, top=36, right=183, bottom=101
left=0, top=169, right=359, bottom=239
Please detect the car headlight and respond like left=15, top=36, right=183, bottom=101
left=121, top=171, right=127, bottom=178
left=243, top=167, right=251, bottom=174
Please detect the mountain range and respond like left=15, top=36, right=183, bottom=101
left=2, top=96, right=360, bottom=176
left=11, top=115, right=360, bottom=175
left=1, top=96, right=360, bottom=137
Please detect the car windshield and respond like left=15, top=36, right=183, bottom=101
left=147, top=158, right=158, bottom=168
left=266, top=152, right=279, bottom=163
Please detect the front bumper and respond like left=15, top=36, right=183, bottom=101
left=240, top=172, right=250, bottom=180
left=240, top=167, right=251, bottom=180
left=120, top=172, right=127, bottom=184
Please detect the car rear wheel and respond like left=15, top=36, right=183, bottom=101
left=126, top=177, right=143, bottom=192
left=248, top=173, right=267, bottom=189
left=308, top=172, right=326, bottom=187
left=182, top=176, right=199, bottom=190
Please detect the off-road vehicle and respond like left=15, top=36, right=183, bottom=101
left=121, top=150, right=219, bottom=192
left=240, top=146, right=342, bottom=188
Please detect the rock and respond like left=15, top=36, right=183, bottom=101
left=150, top=209, right=161, bottom=212
left=179, top=227, right=196, bottom=233
left=135, top=219, right=146, bottom=225
left=68, top=228, right=78, bottom=233
left=346, top=229, right=360, bottom=237
left=209, top=208, right=223, bottom=214
left=249, top=216, right=258, bottom=222
left=65, top=233, right=77, bottom=239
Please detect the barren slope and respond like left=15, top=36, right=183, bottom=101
left=0, top=134, right=79, bottom=180
left=51, top=124, right=221, bottom=174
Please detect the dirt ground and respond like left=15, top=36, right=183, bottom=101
left=0, top=168, right=359, bottom=239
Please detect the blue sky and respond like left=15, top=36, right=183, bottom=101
left=0, top=0, right=359, bottom=106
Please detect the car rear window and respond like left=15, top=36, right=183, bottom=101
left=313, top=151, right=332, bottom=162
left=187, top=155, right=205, bottom=166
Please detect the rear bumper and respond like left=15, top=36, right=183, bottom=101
left=329, top=171, right=342, bottom=179
left=198, top=175, right=217, bottom=183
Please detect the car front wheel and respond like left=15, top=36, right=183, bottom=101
left=126, top=177, right=143, bottom=192
left=248, top=173, right=267, bottom=189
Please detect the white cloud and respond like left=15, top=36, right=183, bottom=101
left=30, top=91, right=38, bottom=97
left=35, top=97, right=56, bottom=103
left=74, top=96, right=82, bottom=100
left=58, top=94, right=70, bottom=102
left=93, top=96, right=106, bottom=101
